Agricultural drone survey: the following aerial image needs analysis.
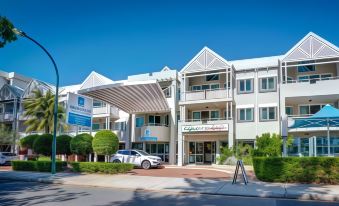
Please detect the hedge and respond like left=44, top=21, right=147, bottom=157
left=12, top=160, right=67, bottom=172
left=70, top=162, right=134, bottom=174
left=253, top=157, right=339, bottom=184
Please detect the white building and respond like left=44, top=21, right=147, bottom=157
left=1, top=32, right=339, bottom=164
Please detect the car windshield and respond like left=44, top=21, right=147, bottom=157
left=135, top=150, right=150, bottom=156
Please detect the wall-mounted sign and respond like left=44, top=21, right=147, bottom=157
left=66, top=92, right=93, bottom=128
left=140, top=128, right=158, bottom=141
left=182, top=124, right=228, bottom=133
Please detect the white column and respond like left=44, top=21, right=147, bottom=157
left=169, top=80, right=177, bottom=165
left=106, top=117, right=110, bottom=130
left=131, top=114, right=136, bottom=143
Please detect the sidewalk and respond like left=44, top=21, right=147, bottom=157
left=0, top=170, right=338, bottom=202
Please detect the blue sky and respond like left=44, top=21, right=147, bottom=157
left=1, top=0, right=339, bottom=86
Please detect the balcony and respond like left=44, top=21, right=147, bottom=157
left=180, top=88, right=231, bottom=103
left=0, top=113, right=14, bottom=121
left=92, top=106, right=119, bottom=118
left=281, top=76, right=339, bottom=98
left=137, top=124, right=170, bottom=142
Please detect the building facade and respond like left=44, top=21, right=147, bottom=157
left=1, top=32, right=339, bottom=164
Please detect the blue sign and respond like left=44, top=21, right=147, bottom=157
left=140, top=136, right=158, bottom=141
left=68, top=112, right=92, bottom=127
left=66, top=93, right=93, bottom=128
left=78, top=96, right=85, bottom=107
left=140, top=128, right=157, bottom=141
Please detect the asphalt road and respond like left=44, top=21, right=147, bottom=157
left=0, top=180, right=338, bottom=206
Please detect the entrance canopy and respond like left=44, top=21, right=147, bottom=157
left=79, top=80, right=170, bottom=114
left=289, top=104, right=339, bottom=129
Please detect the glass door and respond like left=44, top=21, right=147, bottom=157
left=196, top=142, right=204, bottom=164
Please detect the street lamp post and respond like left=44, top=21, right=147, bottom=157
left=13, top=28, right=59, bottom=174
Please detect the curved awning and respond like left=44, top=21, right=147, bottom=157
left=78, top=80, right=170, bottom=114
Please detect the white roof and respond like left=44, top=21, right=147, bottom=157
left=79, top=71, right=114, bottom=90
left=79, top=80, right=170, bottom=114
left=59, top=84, right=81, bottom=95
left=230, top=55, right=283, bottom=71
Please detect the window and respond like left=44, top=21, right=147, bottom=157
left=321, top=74, right=332, bottom=80
left=260, top=107, right=276, bottom=121
left=259, top=77, right=276, bottom=92
left=210, top=111, right=220, bottom=120
left=130, top=151, right=139, bottom=156
left=114, top=122, right=126, bottom=131
left=238, top=108, right=253, bottom=122
left=92, top=123, right=100, bottom=130
left=210, top=84, right=220, bottom=90
left=238, top=79, right=253, bottom=94
left=299, top=104, right=325, bottom=116
left=132, top=143, right=143, bottom=150
left=298, top=61, right=316, bottom=72
left=136, top=117, right=144, bottom=127
left=93, top=100, right=106, bottom=108
left=192, top=112, right=201, bottom=121
left=0, top=105, right=3, bottom=114
left=149, top=115, right=161, bottom=125
left=206, top=74, right=219, bottom=81
left=192, top=85, right=201, bottom=91
left=165, top=115, right=169, bottom=126
left=285, top=107, right=293, bottom=116
left=118, top=150, right=130, bottom=155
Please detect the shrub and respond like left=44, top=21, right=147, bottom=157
left=92, top=130, right=119, bottom=156
left=12, top=160, right=67, bottom=172
left=70, top=133, right=93, bottom=156
left=33, top=134, right=53, bottom=156
left=70, top=162, right=133, bottom=174
left=56, top=135, right=72, bottom=155
left=217, top=146, right=234, bottom=165
left=20, top=134, right=39, bottom=149
left=253, top=157, right=339, bottom=184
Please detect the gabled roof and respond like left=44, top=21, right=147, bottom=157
left=282, top=32, right=339, bottom=62
left=230, top=55, right=283, bottom=71
left=79, top=71, right=114, bottom=90
left=181, top=47, right=231, bottom=74
left=0, top=84, right=24, bottom=101
left=21, top=79, right=54, bottom=99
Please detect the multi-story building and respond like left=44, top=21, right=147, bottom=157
left=1, top=32, right=338, bottom=164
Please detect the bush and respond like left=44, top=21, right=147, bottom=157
left=217, top=146, right=234, bottom=165
left=70, top=162, right=133, bottom=174
left=20, top=134, right=39, bottom=149
left=56, top=135, right=72, bottom=155
left=12, top=160, right=67, bottom=172
left=70, top=133, right=93, bottom=156
left=33, top=134, right=53, bottom=156
left=253, top=157, right=339, bottom=184
left=92, top=130, right=119, bottom=156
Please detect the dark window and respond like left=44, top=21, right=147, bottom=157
left=206, top=74, right=219, bottom=81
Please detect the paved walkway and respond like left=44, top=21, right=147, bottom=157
left=0, top=170, right=338, bottom=202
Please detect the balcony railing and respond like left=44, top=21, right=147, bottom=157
left=284, top=76, right=339, bottom=84
left=181, top=88, right=231, bottom=102
left=180, top=118, right=232, bottom=123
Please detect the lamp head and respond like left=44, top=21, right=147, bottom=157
left=12, top=28, right=25, bottom=37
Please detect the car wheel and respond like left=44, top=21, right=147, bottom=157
left=141, top=160, right=151, bottom=170
left=113, top=159, right=121, bottom=163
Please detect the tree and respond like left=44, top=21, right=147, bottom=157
left=23, top=89, right=66, bottom=134
left=20, top=134, right=40, bottom=150
left=70, top=133, right=93, bottom=156
left=56, top=135, right=72, bottom=155
left=0, top=124, right=14, bottom=151
left=0, top=16, right=17, bottom=48
left=253, top=133, right=292, bottom=157
left=33, top=134, right=53, bottom=156
left=92, top=130, right=119, bottom=159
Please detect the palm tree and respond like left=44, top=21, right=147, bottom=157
left=23, top=90, right=66, bottom=134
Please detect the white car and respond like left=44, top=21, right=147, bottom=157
left=111, top=149, right=162, bottom=169
left=0, top=152, right=18, bottom=165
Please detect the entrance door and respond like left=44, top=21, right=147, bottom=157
left=201, top=111, right=209, bottom=122
left=196, top=142, right=204, bottom=163
left=204, top=142, right=212, bottom=163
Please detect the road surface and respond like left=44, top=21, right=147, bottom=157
left=0, top=180, right=337, bottom=206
